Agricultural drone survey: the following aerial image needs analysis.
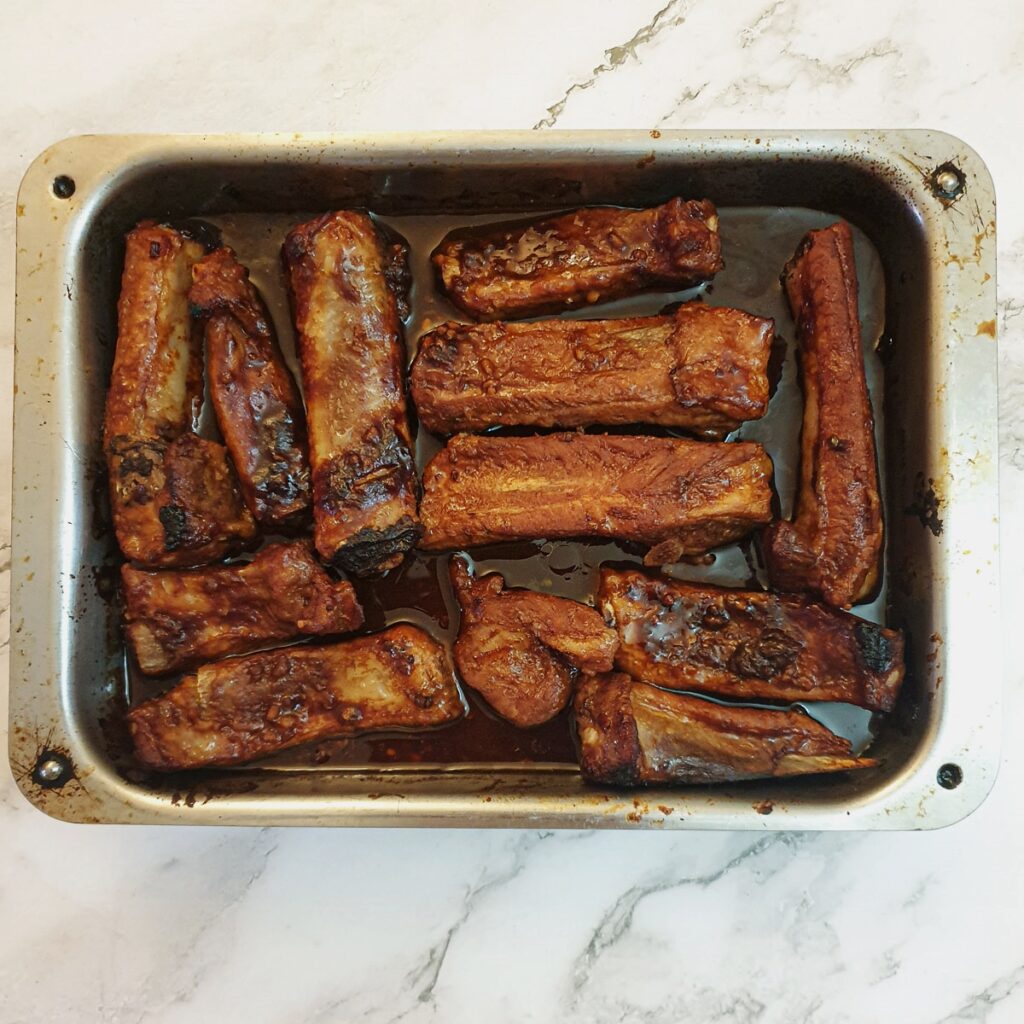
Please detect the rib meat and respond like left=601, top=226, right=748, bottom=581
left=109, top=434, right=257, bottom=568
left=420, top=433, right=773, bottom=565
left=282, top=212, right=419, bottom=575
left=599, top=568, right=904, bottom=711
left=431, top=198, right=723, bottom=320
left=104, top=223, right=256, bottom=567
left=450, top=556, right=618, bottom=727
left=573, top=673, right=876, bottom=786
left=763, top=221, right=883, bottom=608
left=122, top=540, right=364, bottom=675
left=410, top=303, right=773, bottom=438
left=104, top=223, right=205, bottom=442
left=189, top=247, right=311, bottom=529
left=128, top=624, right=463, bottom=770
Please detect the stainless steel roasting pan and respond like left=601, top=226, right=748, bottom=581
left=10, top=131, right=998, bottom=828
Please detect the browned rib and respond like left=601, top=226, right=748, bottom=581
left=282, top=212, right=420, bottom=575
left=763, top=221, right=883, bottom=608
left=431, top=198, right=723, bottom=320
left=104, top=223, right=205, bottom=442
left=410, top=303, right=773, bottom=438
left=122, top=540, right=364, bottom=675
left=573, top=673, right=876, bottom=787
left=108, top=434, right=257, bottom=568
left=599, top=569, right=904, bottom=712
left=420, top=433, right=773, bottom=565
left=104, top=223, right=256, bottom=567
left=189, top=247, right=311, bottom=529
left=450, top=556, right=617, bottom=727
left=128, top=624, right=464, bottom=770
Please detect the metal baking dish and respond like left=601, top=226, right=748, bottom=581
left=10, top=131, right=998, bottom=828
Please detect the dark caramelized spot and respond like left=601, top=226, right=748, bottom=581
left=118, top=448, right=156, bottom=479
left=382, top=240, right=412, bottom=320
left=158, top=505, right=189, bottom=551
left=701, top=606, right=731, bottom=630
left=333, top=520, right=422, bottom=576
left=382, top=639, right=416, bottom=676
left=728, top=628, right=803, bottom=678
left=854, top=621, right=896, bottom=672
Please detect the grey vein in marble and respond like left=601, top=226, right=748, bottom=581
left=939, top=964, right=1024, bottom=1023
left=532, top=0, right=690, bottom=128
left=738, top=0, right=787, bottom=48
left=296, top=831, right=552, bottom=1024
left=98, top=832, right=280, bottom=1024
left=570, top=834, right=805, bottom=1000
left=655, top=32, right=903, bottom=126
left=655, top=81, right=709, bottom=127
left=401, top=832, right=555, bottom=1014
left=780, top=41, right=901, bottom=85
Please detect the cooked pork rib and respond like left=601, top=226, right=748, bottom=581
left=128, top=624, right=463, bottom=770
left=282, top=212, right=420, bottom=575
left=764, top=221, right=883, bottom=608
left=599, top=569, right=904, bottom=711
left=104, top=223, right=205, bottom=442
left=189, top=247, right=311, bottom=529
left=410, top=303, right=773, bottom=438
left=573, top=673, right=876, bottom=786
left=104, top=224, right=256, bottom=567
left=449, top=556, right=618, bottom=727
left=420, top=433, right=773, bottom=565
left=431, top=198, right=724, bottom=320
left=122, top=540, right=364, bottom=675
left=108, top=434, right=257, bottom=568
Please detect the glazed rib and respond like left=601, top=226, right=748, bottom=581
left=128, top=624, right=464, bottom=770
left=122, top=540, right=364, bottom=675
left=189, top=247, right=311, bottom=529
left=282, top=212, right=419, bottom=575
left=573, top=673, right=876, bottom=787
left=599, top=569, right=904, bottom=711
left=410, top=303, right=773, bottom=438
left=108, top=434, right=257, bottom=568
left=763, top=221, right=883, bottom=608
left=450, top=556, right=618, bottom=727
left=104, top=223, right=205, bottom=442
left=104, top=224, right=256, bottom=567
left=431, top=198, right=723, bottom=320
left=420, top=433, right=773, bottom=565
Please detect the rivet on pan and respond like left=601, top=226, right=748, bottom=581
left=936, top=762, right=963, bottom=790
left=52, top=175, right=76, bottom=199
left=930, top=164, right=964, bottom=200
left=33, top=751, right=72, bottom=789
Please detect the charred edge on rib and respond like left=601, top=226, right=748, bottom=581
left=332, top=520, right=422, bottom=576
left=158, top=505, right=189, bottom=551
left=854, top=621, right=896, bottom=673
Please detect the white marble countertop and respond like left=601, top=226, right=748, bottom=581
left=1, top=2, right=1021, bottom=1021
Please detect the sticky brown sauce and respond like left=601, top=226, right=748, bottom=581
left=120, top=207, right=889, bottom=773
